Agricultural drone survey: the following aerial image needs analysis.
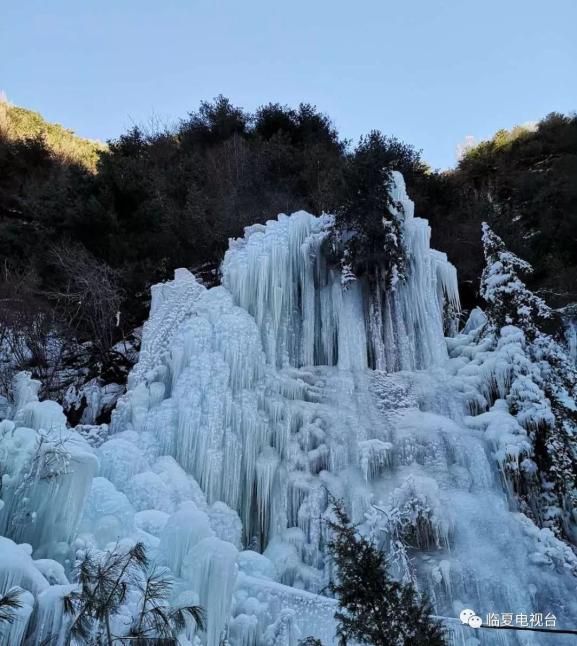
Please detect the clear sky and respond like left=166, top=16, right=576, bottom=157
left=1, top=0, right=576, bottom=169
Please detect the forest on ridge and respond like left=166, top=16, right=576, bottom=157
left=0, top=96, right=575, bottom=417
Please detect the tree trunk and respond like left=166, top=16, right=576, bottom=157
left=105, top=611, right=113, bottom=645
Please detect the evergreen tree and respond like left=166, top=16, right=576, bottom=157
left=333, top=131, right=407, bottom=286
left=0, top=588, right=22, bottom=624
left=63, top=542, right=204, bottom=645
left=530, top=333, right=577, bottom=538
left=479, top=223, right=577, bottom=540
left=480, top=222, right=551, bottom=335
left=327, top=499, right=446, bottom=646
left=128, top=565, right=205, bottom=644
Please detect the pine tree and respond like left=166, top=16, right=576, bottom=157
left=479, top=223, right=577, bottom=540
left=530, top=334, right=577, bottom=537
left=0, top=588, right=22, bottom=624
left=327, top=499, right=446, bottom=646
left=63, top=542, right=204, bottom=645
left=128, top=565, right=205, bottom=644
left=480, top=222, right=550, bottom=335
left=64, top=542, right=150, bottom=645
left=333, top=132, right=408, bottom=286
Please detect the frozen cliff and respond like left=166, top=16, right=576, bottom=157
left=0, top=172, right=576, bottom=645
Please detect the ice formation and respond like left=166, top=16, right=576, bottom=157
left=220, top=172, right=458, bottom=372
left=565, top=315, right=577, bottom=367
left=1, top=172, right=576, bottom=645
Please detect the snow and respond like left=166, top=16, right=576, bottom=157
left=237, top=550, right=276, bottom=581
left=0, top=536, right=50, bottom=597
left=134, top=509, right=169, bottom=536
left=1, top=172, right=576, bottom=645
left=79, top=476, right=136, bottom=541
left=98, top=437, right=150, bottom=490
left=480, top=223, right=551, bottom=331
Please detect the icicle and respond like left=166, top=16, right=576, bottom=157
left=359, top=439, right=393, bottom=482
left=28, top=584, right=74, bottom=646
left=256, top=447, right=280, bottom=541
left=230, top=613, right=259, bottom=646
left=3, top=587, right=34, bottom=645
left=159, top=503, right=214, bottom=577
left=11, top=372, right=41, bottom=416
left=0, top=537, right=49, bottom=596
left=0, top=430, right=98, bottom=549
left=182, top=537, right=238, bottom=646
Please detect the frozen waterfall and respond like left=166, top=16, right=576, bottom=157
left=220, top=172, right=459, bottom=372
left=1, top=172, right=576, bottom=645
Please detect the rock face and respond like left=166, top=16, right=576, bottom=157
left=1, top=173, right=576, bottom=645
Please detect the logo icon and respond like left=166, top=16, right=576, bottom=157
left=460, top=608, right=482, bottom=629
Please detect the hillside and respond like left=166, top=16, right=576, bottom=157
left=0, top=99, right=106, bottom=170
left=1, top=173, right=576, bottom=645
left=411, top=113, right=577, bottom=313
left=0, top=98, right=575, bottom=419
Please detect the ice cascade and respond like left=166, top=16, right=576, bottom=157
left=1, top=173, right=577, bottom=645
left=221, top=172, right=459, bottom=372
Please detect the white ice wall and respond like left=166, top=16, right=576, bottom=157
left=221, top=171, right=459, bottom=373
left=8, top=173, right=575, bottom=646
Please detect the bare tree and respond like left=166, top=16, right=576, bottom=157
left=0, top=264, right=69, bottom=400
left=46, top=243, right=122, bottom=365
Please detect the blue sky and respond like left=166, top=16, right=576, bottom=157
left=2, top=0, right=576, bottom=169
